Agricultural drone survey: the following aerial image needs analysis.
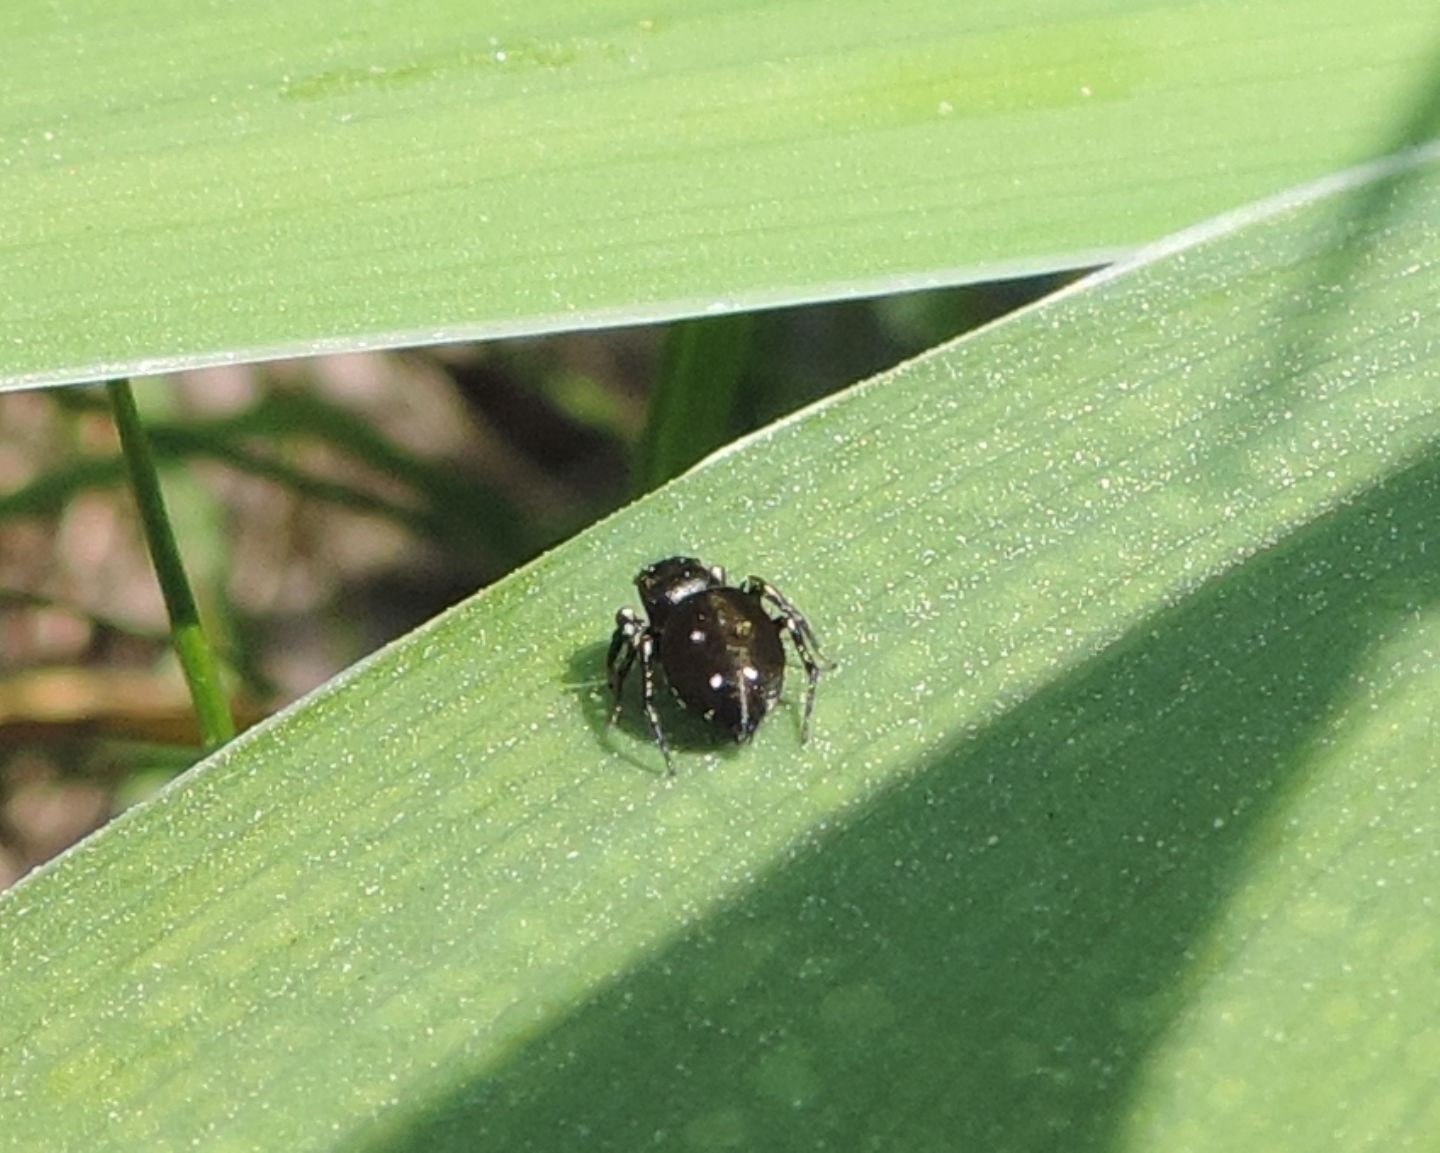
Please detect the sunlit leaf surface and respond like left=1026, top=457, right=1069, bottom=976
left=2, top=150, right=1438, bottom=1149
left=4, top=0, right=1437, bottom=388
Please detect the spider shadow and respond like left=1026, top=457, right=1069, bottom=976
left=565, top=640, right=757, bottom=775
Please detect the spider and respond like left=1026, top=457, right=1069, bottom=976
left=607, top=556, right=825, bottom=774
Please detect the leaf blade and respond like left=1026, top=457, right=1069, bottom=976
left=3, top=153, right=1440, bottom=1150
left=5, top=0, right=1438, bottom=388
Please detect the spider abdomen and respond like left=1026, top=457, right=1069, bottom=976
left=660, top=588, right=785, bottom=741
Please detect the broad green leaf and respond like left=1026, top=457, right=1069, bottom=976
left=4, top=0, right=1437, bottom=389
left=3, top=149, right=1439, bottom=1149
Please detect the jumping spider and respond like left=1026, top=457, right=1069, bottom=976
left=607, top=556, right=825, bottom=774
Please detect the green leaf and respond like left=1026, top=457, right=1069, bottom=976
left=3, top=147, right=1439, bottom=1149
left=5, top=0, right=1437, bottom=389
left=106, top=379, right=235, bottom=748
left=637, top=313, right=755, bottom=490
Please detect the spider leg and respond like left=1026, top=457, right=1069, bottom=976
left=607, top=607, right=642, bottom=719
left=636, top=631, right=673, bottom=774
left=742, top=576, right=827, bottom=743
left=608, top=606, right=674, bottom=774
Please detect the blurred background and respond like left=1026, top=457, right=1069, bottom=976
left=0, top=272, right=1076, bottom=887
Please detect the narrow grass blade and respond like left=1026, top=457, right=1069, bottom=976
left=105, top=380, right=235, bottom=748
left=636, top=313, right=755, bottom=491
